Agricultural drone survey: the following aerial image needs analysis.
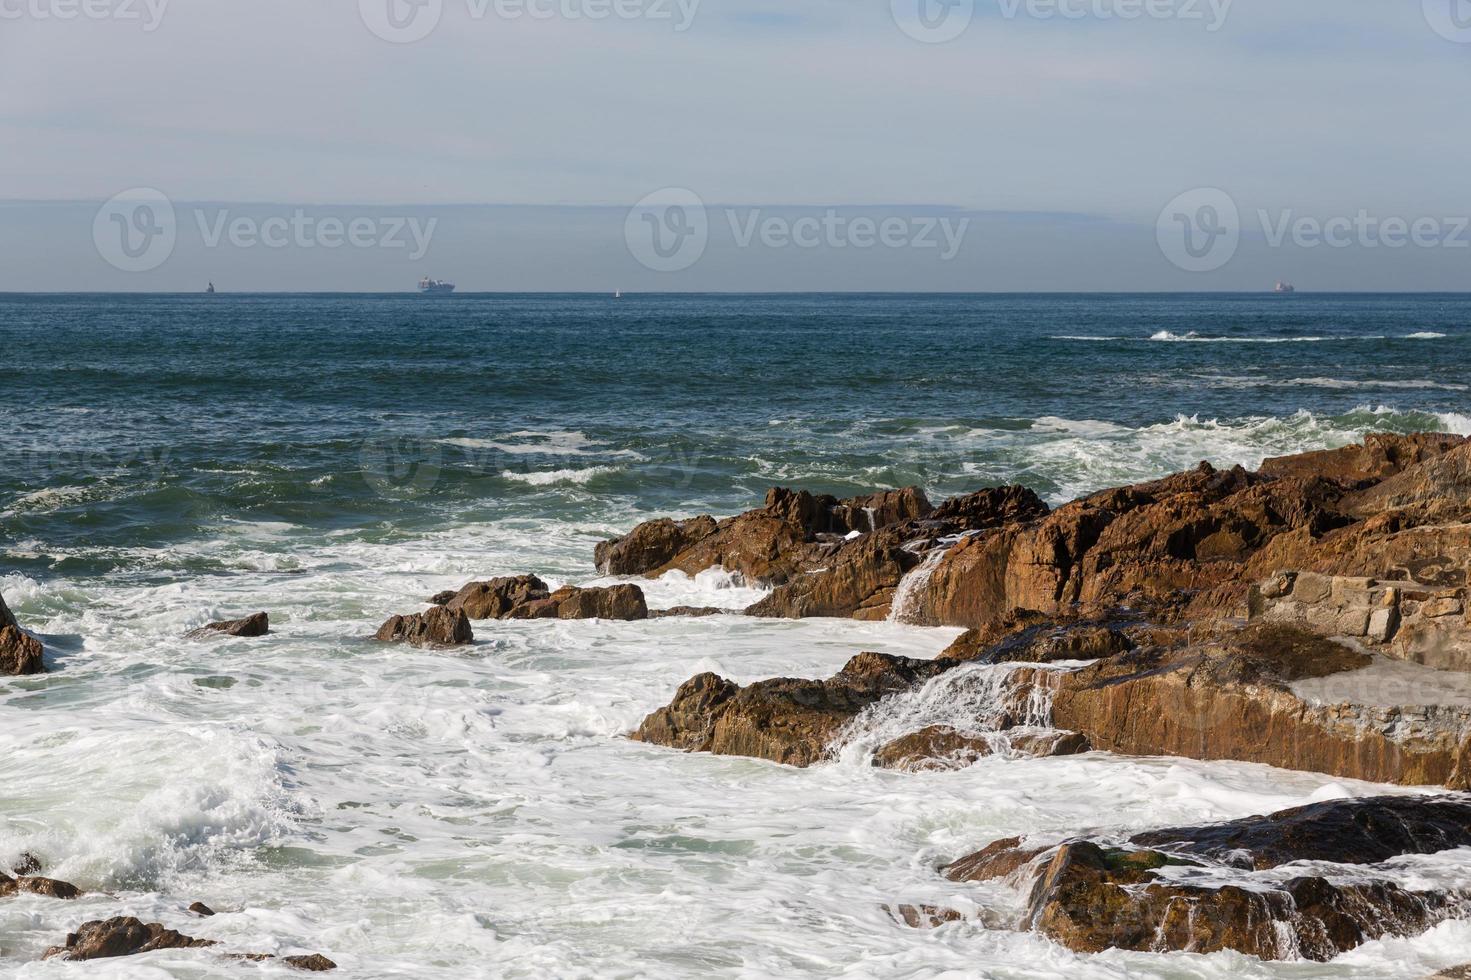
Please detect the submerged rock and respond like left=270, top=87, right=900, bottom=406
left=374, top=606, right=473, bottom=648
left=42, top=915, right=337, bottom=970
left=946, top=795, right=1471, bottom=960
left=871, top=726, right=1088, bottom=772
left=187, top=902, right=215, bottom=916
left=0, top=625, right=44, bottom=676
left=187, top=612, right=269, bottom=639
left=647, top=606, right=726, bottom=619
left=44, top=916, right=216, bottom=960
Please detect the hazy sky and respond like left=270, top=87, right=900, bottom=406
left=3, top=0, right=1469, bottom=290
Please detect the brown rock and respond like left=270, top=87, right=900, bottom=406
left=187, top=612, right=269, bottom=639
left=12, top=852, right=42, bottom=876
left=647, top=606, right=726, bottom=619
left=373, top=606, right=473, bottom=648
left=595, top=515, right=721, bottom=575
left=631, top=653, right=951, bottom=766
left=872, top=726, right=994, bottom=771
left=188, top=902, right=215, bottom=916
left=883, top=903, right=964, bottom=928
left=283, top=953, right=338, bottom=971
left=0, top=625, right=44, bottom=676
left=546, top=584, right=648, bottom=621
left=986, top=795, right=1471, bottom=960
left=0, top=589, right=15, bottom=631
left=0, top=874, right=82, bottom=899
left=43, top=916, right=216, bottom=961
left=944, top=836, right=1047, bottom=883
left=440, top=575, right=550, bottom=619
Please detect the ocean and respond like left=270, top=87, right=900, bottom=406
left=3, top=292, right=1471, bottom=978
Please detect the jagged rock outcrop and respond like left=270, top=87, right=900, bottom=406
left=0, top=625, right=44, bottom=676
left=596, top=486, right=948, bottom=588
left=42, top=915, right=336, bottom=970
left=943, top=796, right=1471, bottom=960
left=745, top=486, right=1050, bottom=620
left=44, top=916, right=217, bottom=960
left=631, top=653, right=951, bottom=766
left=0, top=590, right=44, bottom=676
left=374, top=606, right=473, bottom=648
left=186, top=612, right=269, bottom=639
left=433, top=576, right=648, bottom=621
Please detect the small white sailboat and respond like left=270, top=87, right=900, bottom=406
left=614, top=290, right=623, bottom=299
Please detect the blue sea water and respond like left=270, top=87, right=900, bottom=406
left=2, top=293, right=1470, bottom=978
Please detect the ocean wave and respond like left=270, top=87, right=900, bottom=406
left=500, top=465, right=620, bottom=486
left=1149, top=330, right=1328, bottom=344
left=1205, top=376, right=1469, bottom=392
left=1406, top=331, right=1449, bottom=339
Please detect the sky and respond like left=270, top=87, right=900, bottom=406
left=2, top=0, right=1469, bottom=290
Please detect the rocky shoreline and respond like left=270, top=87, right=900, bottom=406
left=7, top=431, right=1471, bottom=968
left=609, top=432, right=1471, bottom=963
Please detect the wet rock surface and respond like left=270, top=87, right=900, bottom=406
left=631, top=653, right=951, bottom=767
left=0, top=590, right=15, bottom=631
left=0, top=624, right=44, bottom=675
left=0, top=872, right=82, bottom=899
left=945, top=795, right=1471, bottom=960
left=187, top=612, right=270, bottom=639
left=374, top=605, right=474, bottom=648
left=43, top=916, right=217, bottom=960
left=436, top=576, right=648, bottom=621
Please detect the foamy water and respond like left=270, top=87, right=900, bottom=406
left=6, top=294, right=1471, bottom=977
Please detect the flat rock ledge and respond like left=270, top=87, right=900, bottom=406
left=938, top=796, right=1471, bottom=961
left=432, top=575, right=648, bottom=621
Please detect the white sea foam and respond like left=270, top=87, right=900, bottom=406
left=499, top=465, right=620, bottom=486
left=9, top=412, right=1471, bottom=977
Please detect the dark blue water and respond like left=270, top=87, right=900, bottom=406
left=3, top=293, right=1468, bottom=577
